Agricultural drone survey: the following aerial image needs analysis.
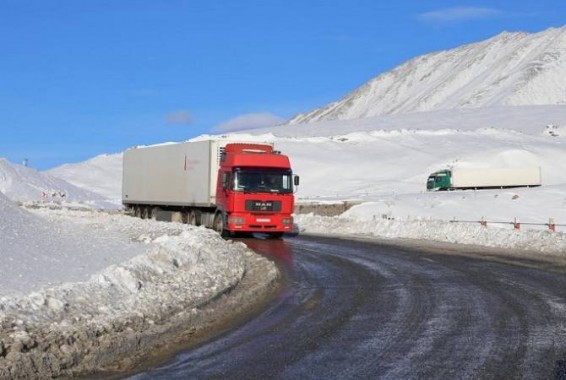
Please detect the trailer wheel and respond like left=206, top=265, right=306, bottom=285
left=179, top=211, right=188, bottom=224
left=134, top=206, right=141, bottom=218
left=213, top=213, right=227, bottom=237
left=188, top=210, right=198, bottom=226
left=147, top=206, right=158, bottom=220
left=140, top=206, right=148, bottom=219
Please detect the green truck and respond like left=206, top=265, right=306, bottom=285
left=427, top=167, right=542, bottom=191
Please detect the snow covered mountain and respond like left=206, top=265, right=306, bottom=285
left=46, top=153, right=123, bottom=203
left=41, top=106, right=566, bottom=211
left=0, top=158, right=113, bottom=206
left=289, top=26, right=566, bottom=124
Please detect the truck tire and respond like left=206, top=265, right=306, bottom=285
left=213, top=213, right=227, bottom=237
left=179, top=211, right=189, bottom=224
left=141, top=206, right=148, bottom=219
left=268, top=232, right=284, bottom=239
left=148, top=207, right=157, bottom=220
left=188, top=210, right=198, bottom=226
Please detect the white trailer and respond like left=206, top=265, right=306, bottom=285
left=122, top=140, right=226, bottom=208
left=427, top=167, right=542, bottom=191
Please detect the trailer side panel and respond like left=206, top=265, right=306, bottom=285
left=122, top=141, right=218, bottom=207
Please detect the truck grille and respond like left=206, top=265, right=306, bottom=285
left=245, top=200, right=281, bottom=212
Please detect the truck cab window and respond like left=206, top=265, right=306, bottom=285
left=234, top=169, right=293, bottom=193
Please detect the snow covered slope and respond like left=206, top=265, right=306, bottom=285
left=40, top=106, right=566, bottom=226
left=289, top=26, right=566, bottom=124
left=46, top=153, right=123, bottom=203
left=0, top=158, right=113, bottom=207
left=0, top=191, right=147, bottom=295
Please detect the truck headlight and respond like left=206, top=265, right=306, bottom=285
left=282, top=217, right=293, bottom=225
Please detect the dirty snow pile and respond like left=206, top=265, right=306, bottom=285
left=0, top=192, right=278, bottom=377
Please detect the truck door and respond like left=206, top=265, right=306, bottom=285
left=216, top=170, right=231, bottom=209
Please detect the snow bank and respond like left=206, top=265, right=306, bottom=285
left=0, top=203, right=280, bottom=378
left=295, top=211, right=566, bottom=257
left=1, top=210, right=246, bottom=323
left=0, top=194, right=147, bottom=295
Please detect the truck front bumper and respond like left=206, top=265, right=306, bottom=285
left=226, top=213, right=293, bottom=233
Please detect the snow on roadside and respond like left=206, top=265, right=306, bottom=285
left=0, top=201, right=148, bottom=296
left=295, top=210, right=566, bottom=257
left=0, top=197, right=279, bottom=377
left=1, top=207, right=247, bottom=323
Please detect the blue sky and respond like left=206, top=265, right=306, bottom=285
left=1, top=1, right=565, bottom=170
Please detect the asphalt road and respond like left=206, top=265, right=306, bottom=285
left=131, top=235, right=566, bottom=379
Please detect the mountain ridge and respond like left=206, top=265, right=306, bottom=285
left=289, top=26, right=566, bottom=124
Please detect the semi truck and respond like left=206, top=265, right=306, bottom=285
left=122, top=140, right=299, bottom=238
left=426, top=167, right=541, bottom=191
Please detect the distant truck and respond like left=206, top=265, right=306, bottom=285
left=426, top=167, right=541, bottom=191
left=122, top=140, right=299, bottom=238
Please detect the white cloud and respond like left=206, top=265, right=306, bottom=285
left=212, top=112, right=285, bottom=133
left=418, top=7, right=503, bottom=24
left=166, top=110, right=193, bottom=125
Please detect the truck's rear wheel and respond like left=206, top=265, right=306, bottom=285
left=188, top=210, right=198, bottom=226
left=141, top=206, right=149, bottom=219
left=148, top=207, right=157, bottom=220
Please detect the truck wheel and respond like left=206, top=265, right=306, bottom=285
left=141, top=207, right=148, bottom=219
left=178, top=212, right=188, bottom=224
left=213, top=213, right=227, bottom=237
left=148, top=207, right=155, bottom=220
left=134, top=206, right=141, bottom=218
left=188, top=211, right=197, bottom=226
left=268, top=232, right=284, bottom=239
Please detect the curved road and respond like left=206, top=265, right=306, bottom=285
left=132, top=235, right=566, bottom=379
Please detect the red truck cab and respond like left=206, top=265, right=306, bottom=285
left=214, top=143, right=298, bottom=238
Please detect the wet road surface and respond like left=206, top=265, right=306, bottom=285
left=131, top=235, right=566, bottom=379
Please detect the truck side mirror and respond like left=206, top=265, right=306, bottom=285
left=294, top=175, right=300, bottom=186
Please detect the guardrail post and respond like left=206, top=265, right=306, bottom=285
left=480, top=217, right=487, bottom=228
left=513, top=217, right=520, bottom=230
left=549, top=218, right=556, bottom=232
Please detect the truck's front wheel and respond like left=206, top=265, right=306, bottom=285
left=213, top=213, right=227, bottom=237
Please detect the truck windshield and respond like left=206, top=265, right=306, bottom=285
left=233, top=169, right=293, bottom=194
